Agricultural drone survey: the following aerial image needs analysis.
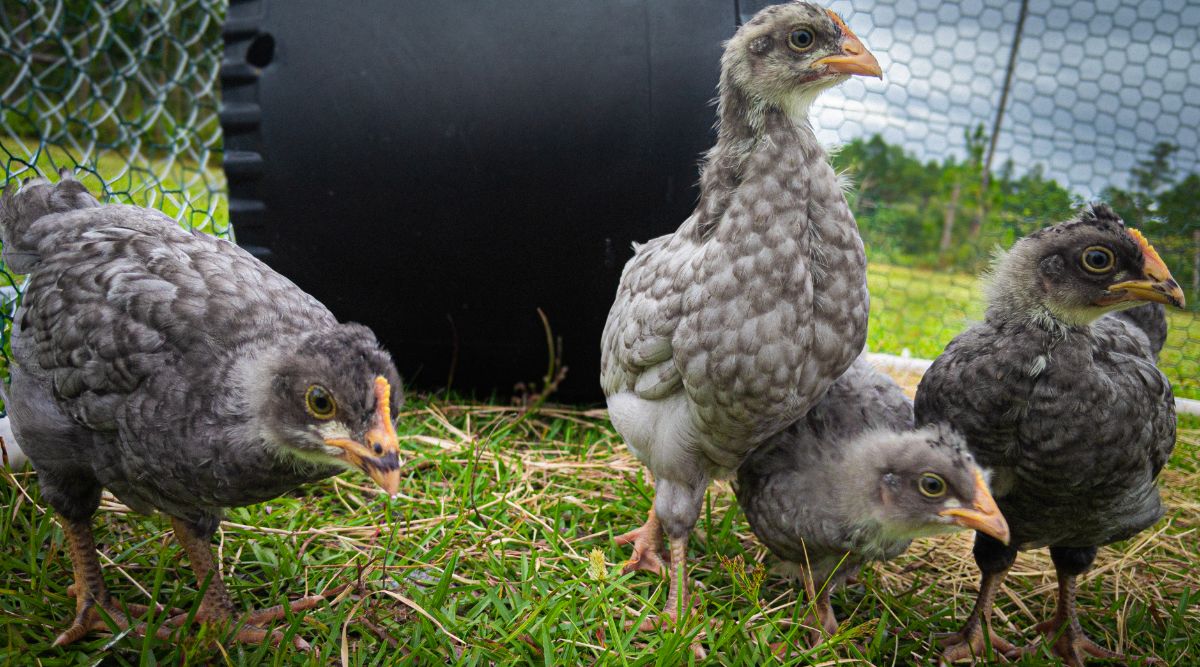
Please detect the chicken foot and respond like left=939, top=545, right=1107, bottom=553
left=615, top=508, right=665, bottom=576
left=939, top=568, right=1020, bottom=664
left=52, top=516, right=172, bottom=646
left=1020, top=572, right=1124, bottom=667
left=802, top=571, right=839, bottom=645
left=169, top=516, right=339, bottom=651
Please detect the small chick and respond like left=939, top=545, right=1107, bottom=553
left=737, top=358, right=1008, bottom=645
left=1, top=174, right=404, bottom=650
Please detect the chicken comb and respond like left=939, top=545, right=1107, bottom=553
left=374, top=375, right=392, bottom=426
left=1127, top=228, right=1165, bottom=266
left=824, top=8, right=855, bottom=37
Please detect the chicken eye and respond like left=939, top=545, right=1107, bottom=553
left=305, top=385, right=337, bottom=420
left=918, top=473, right=947, bottom=498
left=1080, top=246, right=1114, bottom=273
left=788, top=28, right=815, bottom=52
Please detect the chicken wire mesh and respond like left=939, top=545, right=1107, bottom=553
left=0, top=0, right=1197, bottom=400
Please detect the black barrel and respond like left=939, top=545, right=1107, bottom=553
left=222, top=1, right=758, bottom=401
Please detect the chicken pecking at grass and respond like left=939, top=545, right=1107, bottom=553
left=0, top=174, right=404, bottom=650
left=737, top=356, right=1009, bottom=648
left=600, top=1, right=881, bottom=628
left=914, top=205, right=1184, bottom=666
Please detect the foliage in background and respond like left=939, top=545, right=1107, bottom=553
left=833, top=129, right=1076, bottom=272
left=834, top=129, right=1200, bottom=306
left=1, top=0, right=226, bottom=182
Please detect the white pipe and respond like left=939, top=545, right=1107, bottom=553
left=1181, top=397, right=1200, bottom=417
left=0, top=416, right=25, bottom=469
left=866, top=351, right=1200, bottom=417
left=865, top=351, right=932, bottom=374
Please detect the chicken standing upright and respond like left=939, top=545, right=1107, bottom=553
left=914, top=206, right=1184, bottom=666
left=1, top=174, right=404, bottom=649
left=600, top=2, right=881, bottom=624
left=737, top=357, right=1009, bottom=646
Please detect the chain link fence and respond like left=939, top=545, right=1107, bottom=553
left=1, top=0, right=1197, bottom=400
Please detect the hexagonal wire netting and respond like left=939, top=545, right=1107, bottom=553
left=1, top=0, right=1198, bottom=401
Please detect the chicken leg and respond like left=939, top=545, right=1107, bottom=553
left=662, top=535, right=691, bottom=625
left=618, top=480, right=706, bottom=658
left=801, top=571, right=838, bottom=645
left=939, top=569, right=1020, bottom=663
left=940, top=533, right=1020, bottom=664
left=52, top=516, right=166, bottom=646
left=636, top=477, right=706, bottom=628
left=168, top=516, right=339, bottom=650
left=655, top=534, right=707, bottom=659
left=768, top=568, right=839, bottom=657
left=1020, top=546, right=1123, bottom=667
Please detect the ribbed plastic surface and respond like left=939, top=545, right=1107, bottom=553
left=221, top=0, right=735, bottom=400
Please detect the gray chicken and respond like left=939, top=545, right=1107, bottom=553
left=1, top=174, right=404, bottom=648
left=914, top=206, right=1184, bottom=666
left=600, top=2, right=881, bottom=624
left=738, top=357, right=1009, bottom=645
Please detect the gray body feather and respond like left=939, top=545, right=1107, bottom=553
left=915, top=304, right=1175, bottom=549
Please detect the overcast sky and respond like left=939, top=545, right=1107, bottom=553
left=786, top=0, right=1200, bottom=198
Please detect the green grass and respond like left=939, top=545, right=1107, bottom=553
left=867, top=262, right=1200, bottom=400
left=2, top=400, right=1197, bottom=665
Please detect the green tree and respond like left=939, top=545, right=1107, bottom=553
left=1103, top=141, right=1179, bottom=228
left=1158, top=172, right=1200, bottom=298
left=833, top=131, right=1075, bottom=272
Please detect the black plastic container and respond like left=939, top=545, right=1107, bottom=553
left=222, top=1, right=761, bottom=401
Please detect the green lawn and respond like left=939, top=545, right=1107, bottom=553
left=1, top=403, right=1197, bottom=665
left=867, top=262, right=1200, bottom=400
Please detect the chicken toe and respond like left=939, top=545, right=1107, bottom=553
left=170, top=517, right=337, bottom=651
left=615, top=509, right=665, bottom=576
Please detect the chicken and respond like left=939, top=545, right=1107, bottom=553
left=914, top=205, right=1184, bottom=666
left=737, top=357, right=1009, bottom=646
left=0, top=174, right=404, bottom=649
left=600, top=2, right=881, bottom=626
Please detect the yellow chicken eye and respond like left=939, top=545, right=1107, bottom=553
left=918, top=473, right=947, bottom=498
left=1081, top=246, right=1114, bottom=273
left=788, top=28, right=815, bottom=52
left=305, top=385, right=337, bottom=420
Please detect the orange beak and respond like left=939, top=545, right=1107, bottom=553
left=814, top=9, right=883, bottom=79
left=1096, top=228, right=1186, bottom=309
left=939, top=469, right=1010, bottom=545
left=323, top=376, right=402, bottom=497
